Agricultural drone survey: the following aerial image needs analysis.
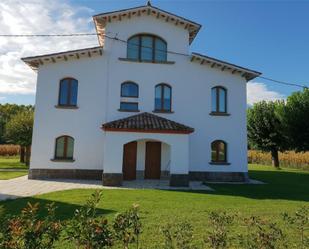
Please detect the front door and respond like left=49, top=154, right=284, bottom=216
left=122, top=141, right=137, bottom=180
left=145, top=142, right=161, bottom=179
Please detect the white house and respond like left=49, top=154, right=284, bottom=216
left=22, top=2, right=261, bottom=187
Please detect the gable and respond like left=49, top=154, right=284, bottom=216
left=93, top=3, right=201, bottom=47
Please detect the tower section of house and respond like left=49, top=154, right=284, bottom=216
left=22, top=3, right=261, bottom=187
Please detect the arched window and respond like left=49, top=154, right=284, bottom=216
left=211, top=140, right=227, bottom=163
left=127, top=34, right=167, bottom=62
left=211, top=86, right=227, bottom=113
left=55, top=136, right=74, bottom=160
left=58, top=78, right=78, bottom=106
left=121, top=82, right=139, bottom=98
left=155, top=84, right=172, bottom=112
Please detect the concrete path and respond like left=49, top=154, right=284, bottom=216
left=0, top=175, right=213, bottom=201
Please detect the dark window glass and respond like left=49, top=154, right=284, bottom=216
left=55, top=136, right=74, bottom=160
left=120, top=102, right=138, bottom=111
left=58, top=78, right=78, bottom=106
left=155, top=84, right=171, bottom=112
left=211, top=140, right=227, bottom=163
left=121, top=82, right=138, bottom=97
left=211, top=86, right=227, bottom=113
left=127, top=36, right=139, bottom=60
left=127, top=34, right=167, bottom=62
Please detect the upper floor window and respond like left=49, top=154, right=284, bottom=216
left=211, top=140, right=227, bottom=163
left=121, top=82, right=139, bottom=98
left=211, top=86, right=227, bottom=113
left=55, top=136, right=74, bottom=160
left=58, top=78, right=78, bottom=106
left=127, top=34, right=167, bottom=62
left=155, top=84, right=172, bottom=112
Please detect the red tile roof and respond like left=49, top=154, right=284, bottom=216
left=102, top=112, right=194, bottom=134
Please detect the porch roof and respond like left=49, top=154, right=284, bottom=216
left=102, top=112, right=194, bottom=134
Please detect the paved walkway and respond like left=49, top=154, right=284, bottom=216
left=0, top=175, right=213, bottom=201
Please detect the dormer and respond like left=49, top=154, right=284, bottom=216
left=93, top=2, right=201, bottom=55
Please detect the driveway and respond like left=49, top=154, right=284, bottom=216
left=0, top=175, right=213, bottom=201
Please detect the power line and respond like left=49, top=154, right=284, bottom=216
left=0, top=32, right=308, bottom=89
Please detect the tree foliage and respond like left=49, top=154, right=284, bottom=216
left=247, top=101, right=287, bottom=167
left=4, top=110, right=34, bottom=147
left=280, top=88, right=309, bottom=152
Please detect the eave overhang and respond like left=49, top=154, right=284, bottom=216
left=191, top=52, right=262, bottom=81
left=21, top=46, right=103, bottom=71
left=93, top=4, right=201, bottom=47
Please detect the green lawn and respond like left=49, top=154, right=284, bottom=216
left=0, top=164, right=308, bottom=248
left=0, top=170, right=28, bottom=180
left=0, top=156, right=27, bottom=169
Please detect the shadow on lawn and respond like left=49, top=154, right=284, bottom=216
left=169, top=169, right=309, bottom=202
left=0, top=196, right=115, bottom=220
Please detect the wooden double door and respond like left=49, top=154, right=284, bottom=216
left=122, top=141, right=161, bottom=180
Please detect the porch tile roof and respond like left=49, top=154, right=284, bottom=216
left=102, top=112, right=194, bottom=134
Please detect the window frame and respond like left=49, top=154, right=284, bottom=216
left=120, top=82, right=139, bottom=98
left=211, top=86, right=227, bottom=114
left=154, top=83, right=172, bottom=112
left=211, top=140, right=227, bottom=163
left=54, top=135, right=74, bottom=160
left=119, top=102, right=139, bottom=112
left=127, top=34, right=167, bottom=63
left=58, top=78, right=78, bottom=107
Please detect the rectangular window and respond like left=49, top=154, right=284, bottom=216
left=59, top=79, right=69, bottom=105
left=219, top=88, right=226, bottom=113
left=141, top=36, right=153, bottom=61
left=155, top=38, right=167, bottom=62
left=55, top=137, right=65, bottom=158
left=211, top=88, right=217, bottom=112
left=70, top=80, right=78, bottom=106
left=120, top=102, right=138, bottom=111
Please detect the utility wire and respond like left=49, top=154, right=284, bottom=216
left=0, top=32, right=308, bottom=89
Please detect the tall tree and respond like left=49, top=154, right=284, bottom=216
left=280, top=88, right=309, bottom=152
left=4, top=110, right=34, bottom=166
left=247, top=101, right=287, bottom=168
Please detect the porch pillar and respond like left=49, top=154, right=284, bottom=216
left=169, top=135, right=190, bottom=187
left=102, top=133, right=123, bottom=186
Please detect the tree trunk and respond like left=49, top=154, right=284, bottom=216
left=271, top=149, right=280, bottom=168
left=20, top=146, right=25, bottom=163
left=25, top=145, right=31, bottom=167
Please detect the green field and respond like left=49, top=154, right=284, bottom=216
left=0, top=164, right=308, bottom=248
left=0, top=157, right=28, bottom=180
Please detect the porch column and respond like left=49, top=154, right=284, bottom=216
left=169, top=134, right=190, bottom=187
left=102, top=133, right=124, bottom=186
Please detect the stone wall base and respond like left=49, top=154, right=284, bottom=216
left=189, top=171, right=249, bottom=182
left=102, top=173, right=123, bottom=186
left=170, top=174, right=189, bottom=187
left=28, top=169, right=103, bottom=180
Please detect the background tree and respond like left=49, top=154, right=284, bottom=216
left=247, top=101, right=287, bottom=168
left=280, top=88, right=309, bottom=152
left=4, top=110, right=34, bottom=166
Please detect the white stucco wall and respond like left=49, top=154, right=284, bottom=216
left=30, top=13, right=248, bottom=174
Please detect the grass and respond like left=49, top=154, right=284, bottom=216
left=0, top=156, right=27, bottom=169
left=0, top=164, right=308, bottom=248
left=0, top=170, right=28, bottom=180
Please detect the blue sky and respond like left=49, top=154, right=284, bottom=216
left=0, top=0, right=308, bottom=105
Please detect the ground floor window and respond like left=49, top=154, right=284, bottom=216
left=211, top=140, right=227, bottom=163
left=55, top=136, right=74, bottom=160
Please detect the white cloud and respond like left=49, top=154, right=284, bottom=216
left=0, top=0, right=98, bottom=96
left=247, top=82, right=285, bottom=105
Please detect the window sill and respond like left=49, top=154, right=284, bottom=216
left=152, top=110, right=174, bottom=114
left=51, top=159, right=75, bottom=163
left=119, top=58, right=175, bottom=65
left=118, top=109, right=140, bottom=113
left=209, top=112, right=230, bottom=116
left=209, top=162, right=231, bottom=165
left=55, top=105, right=79, bottom=109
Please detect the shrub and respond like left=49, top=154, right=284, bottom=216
left=283, top=206, right=309, bottom=249
left=113, top=204, right=142, bottom=249
left=205, top=211, right=235, bottom=249
left=65, top=190, right=113, bottom=249
left=0, top=202, right=62, bottom=249
left=248, top=150, right=309, bottom=170
left=161, top=221, right=196, bottom=249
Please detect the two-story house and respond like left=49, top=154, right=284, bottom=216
left=22, top=2, right=261, bottom=187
